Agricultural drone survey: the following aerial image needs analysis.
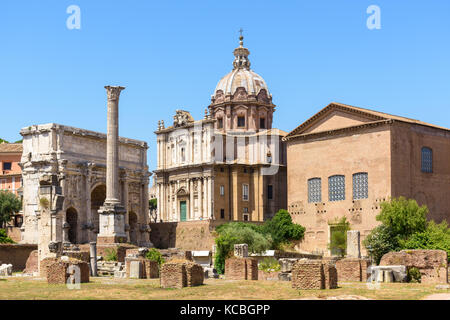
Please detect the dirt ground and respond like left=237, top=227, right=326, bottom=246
left=0, top=276, right=448, bottom=300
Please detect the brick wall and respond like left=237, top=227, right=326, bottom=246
left=46, top=260, right=89, bottom=284
left=380, top=250, right=448, bottom=284
left=225, top=257, right=258, bottom=280
left=292, top=260, right=324, bottom=290
left=160, top=261, right=203, bottom=289
left=0, top=244, right=37, bottom=271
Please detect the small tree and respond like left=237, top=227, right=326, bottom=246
left=146, top=248, right=165, bottom=266
left=0, top=191, right=22, bottom=228
left=214, top=223, right=272, bottom=274
left=149, top=198, right=157, bottom=211
left=363, top=224, right=399, bottom=264
left=328, top=217, right=350, bottom=257
left=377, top=197, right=428, bottom=241
left=260, top=209, right=305, bottom=249
left=0, top=229, right=14, bottom=243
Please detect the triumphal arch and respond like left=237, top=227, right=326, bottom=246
left=19, top=123, right=151, bottom=246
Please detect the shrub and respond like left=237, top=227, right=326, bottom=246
left=0, top=191, right=22, bottom=228
left=328, top=217, right=350, bottom=258
left=407, top=267, right=421, bottom=283
left=214, top=223, right=272, bottom=274
left=146, top=248, right=165, bottom=266
left=401, top=221, right=450, bottom=262
left=259, top=209, right=305, bottom=249
left=258, top=257, right=281, bottom=272
left=104, top=248, right=118, bottom=261
left=377, top=197, right=428, bottom=240
left=0, top=229, right=14, bottom=244
left=363, top=224, right=400, bottom=264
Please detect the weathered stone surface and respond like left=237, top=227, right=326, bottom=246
left=258, top=270, right=280, bottom=281
left=114, top=270, right=126, bottom=278
left=368, top=265, right=407, bottom=283
left=279, top=258, right=299, bottom=273
left=0, top=264, right=13, bottom=276
left=225, top=257, right=258, bottom=280
left=160, top=261, right=203, bottom=289
left=129, top=260, right=143, bottom=279
left=278, top=272, right=292, bottom=281
left=0, top=244, right=38, bottom=272
left=380, top=250, right=448, bottom=284
left=323, top=261, right=338, bottom=289
left=346, top=230, right=361, bottom=258
left=335, top=258, right=371, bottom=282
left=234, top=244, right=248, bottom=258
left=39, top=257, right=59, bottom=278
left=204, top=267, right=219, bottom=279
left=23, top=250, right=38, bottom=274
left=292, top=260, right=324, bottom=290
left=46, top=259, right=89, bottom=284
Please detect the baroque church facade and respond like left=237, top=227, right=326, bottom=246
left=154, top=36, right=287, bottom=223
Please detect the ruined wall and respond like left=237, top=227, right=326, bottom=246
left=0, top=244, right=37, bottom=271
left=150, top=220, right=217, bottom=250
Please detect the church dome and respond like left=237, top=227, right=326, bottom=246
left=212, top=35, right=270, bottom=99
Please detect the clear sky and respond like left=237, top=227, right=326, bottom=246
left=1, top=1, right=449, bottom=171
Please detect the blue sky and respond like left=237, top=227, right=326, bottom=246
left=1, top=1, right=449, bottom=171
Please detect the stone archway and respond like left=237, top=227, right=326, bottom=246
left=129, top=211, right=138, bottom=245
left=66, top=207, right=78, bottom=244
left=91, top=184, right=106, bottom=235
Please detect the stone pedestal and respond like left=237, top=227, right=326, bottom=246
left=234, top=244, right=248, bottom=258
left=346, top=230, right=361, bottom=258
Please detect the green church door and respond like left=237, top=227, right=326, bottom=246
left=180, top=201, right=187, bottom=222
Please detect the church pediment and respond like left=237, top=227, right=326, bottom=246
left=285, top=102, right=388, bottom=138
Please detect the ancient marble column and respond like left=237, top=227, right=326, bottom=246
left=97, top=86, right=127, bottom=244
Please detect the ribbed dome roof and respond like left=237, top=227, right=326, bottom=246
left=214, top=68, right=269, bottom=97
left=212, top=35, right=270, bottom=98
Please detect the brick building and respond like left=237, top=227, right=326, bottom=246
left=0, top=142, right=23, bottom=237
left=284, top=102, right=450, bottom=256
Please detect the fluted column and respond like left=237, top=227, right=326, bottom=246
left=189, top=179, right=194, bottom=220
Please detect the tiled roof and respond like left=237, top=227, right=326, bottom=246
left=0, top=143, right=22, bottom=153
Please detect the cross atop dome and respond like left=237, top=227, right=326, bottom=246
left=233, top=29, right=250, bottom=70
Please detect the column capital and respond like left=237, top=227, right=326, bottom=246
left=104, top=85, right=125, bottom=101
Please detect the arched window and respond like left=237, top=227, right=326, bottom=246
left=308, top=178, right=321, bottom=203
left=353, top=172, right=368, bottom=200
left=328, top=175, right=345, bottom=201
left=421, top=147, right=433, bottom=173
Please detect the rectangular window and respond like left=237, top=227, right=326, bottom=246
left=243, top=184, right=249, bottom=201
left=267, top=185, right=273, bottom=200
left=3, top=162, right=11, bottom=171
left=220, top=209, right=225, bottom=219
left=308, top=178, right=322, bottom=203
left=243, top=207, right=249, bottom=221
left=353, top=172, right=368, bottom=200
left=218, top=118, right=223, bottom=129
left=260, top=118, right=265, bottom=129
left=237, top=116, right=245, bottom=127
left=329, top=175, right=345, bottom=201
left=421, top=147, right=433, bottom=173
left=220, top=185, right=225, bottom=196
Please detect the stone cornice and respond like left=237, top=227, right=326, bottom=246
left=20, top=123, right=148, bottom=149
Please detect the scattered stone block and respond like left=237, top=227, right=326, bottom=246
left=278, top=272, right=292, bottom=281
left=323, top=261, right=338, bottom=289
left=292, top=260, right=324, bottom=290
left=23, top=250, right=38, bottom=274
left=279, top=258, right=299, bottom=273
left=129, top=260, right=143, bottom=279
left=368, top=265, right=407, bottom=283
left=380, top=250, right=448, bottom=284
left=46, top=259, right=89, bottom=284
left=114, top=270, right=126, bottom=278
left=225, top=257, right=258, bottom=280
left=204, top=267, right=219, bottom=279
left=346, top=230, right=361, bottom=258
left=0, top=264, right=13, bottom=276
left=234, top=244, right=248, bottom=258
left=336, top=258, right=371, bottom=282
left=160, top=261, right=203, bottom=289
